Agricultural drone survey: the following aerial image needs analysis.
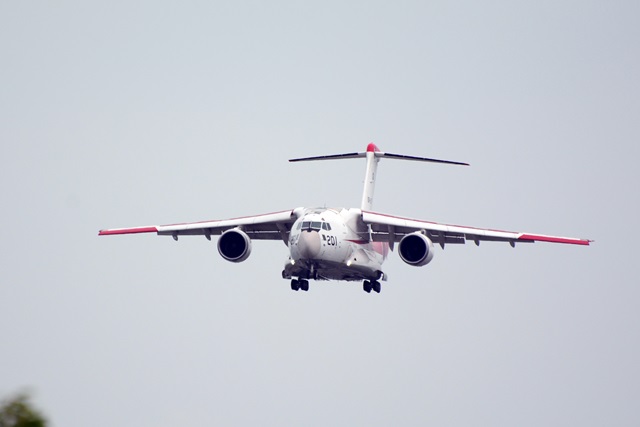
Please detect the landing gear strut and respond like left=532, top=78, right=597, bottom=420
left=363, top=280, right=381, bottom=293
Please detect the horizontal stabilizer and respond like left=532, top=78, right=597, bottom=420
left=289, top=145, right=468, bottom=166
left=289, top=152, right=365, bottom=162
left=382, top=152, right=469, bottom=166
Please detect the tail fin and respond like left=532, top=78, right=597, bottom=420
left=289, top=143, right=468, bottom=210
left=361, top=143, right=381, bottom=211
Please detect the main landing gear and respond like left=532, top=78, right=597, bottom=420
left=291, top=278, right=309, bottom=292
left=290, top=278, right=381, bottom=293
left=363, top=280, right=381, bottom=294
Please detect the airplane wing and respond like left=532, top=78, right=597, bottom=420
left=362, top=210, right=591, bottom=249
left=99, top=209, right=300, bottom=244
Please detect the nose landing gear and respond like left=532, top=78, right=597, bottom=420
left=290, top=278, right=309, bottom=292
left=363, top=280, right=381, bottom=293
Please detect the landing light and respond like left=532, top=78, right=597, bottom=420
left=290, top=259, right=295, bottom=265
left=346, top=260, right=352, bottom=267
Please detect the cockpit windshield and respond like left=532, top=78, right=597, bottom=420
left=298, top=221, right=331, bottom=231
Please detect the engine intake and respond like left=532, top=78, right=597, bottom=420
left=217, top=229, right=252, bottom=263
left=398, top=232, right=434, bottom=266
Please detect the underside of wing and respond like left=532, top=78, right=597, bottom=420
left=99, top=209, right=301, bottom=243
left=362, top=210, right=591, bottom=248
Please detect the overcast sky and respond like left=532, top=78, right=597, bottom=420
left=1, top=1, right=638, bottom=426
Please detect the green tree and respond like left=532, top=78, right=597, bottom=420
left=0, top=393, right=47, bottom=427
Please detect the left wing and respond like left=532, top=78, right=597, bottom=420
left=99, top=209, right=301, bottom=244
left=362, top=210, right=591, bottom=249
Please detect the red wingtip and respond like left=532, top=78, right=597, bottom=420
left=367, top=143, right=380, bottom=152
left=518, top=234, right=591, bottom=245
left=98, top=226, right=158, bottom=236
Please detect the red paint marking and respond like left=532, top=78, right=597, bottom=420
left=99, top=227, right=158, bottom=236
left=371, top=241, right=390, bottom=259
left=367, top=143, right=380, bottom=152
left=345, top=239, right=369, bottom=244
left=518, top=234, right=591, bottom=246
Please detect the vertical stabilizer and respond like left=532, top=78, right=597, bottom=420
left=361, top=143, right=380, bottom=210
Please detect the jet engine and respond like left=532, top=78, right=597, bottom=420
left=398, top=232, right=434, bottom=266
left=217, top=228, right=252, bottom=263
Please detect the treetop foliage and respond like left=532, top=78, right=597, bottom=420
left=0, top=393, right=47, bottom=427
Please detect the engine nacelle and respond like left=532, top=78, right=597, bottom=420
left=217, top=228, right=252, bottom=263
left=398, top=232, right=435, bottom=266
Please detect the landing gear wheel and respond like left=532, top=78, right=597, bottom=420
left=300, top=279, right=309, bottom=292
left=363, top=280, right=372, bottom=293
left=372, top=280, right=381, bottom=293
left=290, top=279, right=299, bottom=291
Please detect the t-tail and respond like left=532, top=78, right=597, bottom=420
left=289, top=143, right=469, bottom=210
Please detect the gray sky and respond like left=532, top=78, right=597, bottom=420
left=1, top=1, right=638, bottom=426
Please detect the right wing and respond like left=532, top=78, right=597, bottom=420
left=99, top=209, right=301, bottom=244
left=362, top=210, right=591, bottom=248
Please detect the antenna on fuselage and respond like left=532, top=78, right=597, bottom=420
left=289, top=143, right=469, bottom=210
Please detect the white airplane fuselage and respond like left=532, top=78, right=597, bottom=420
left=283, top=208, right=389, bottom=282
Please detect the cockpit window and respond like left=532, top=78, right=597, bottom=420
left=299, top=220, right=332, bottom=231
left=300, top=221, right=325, bottom=231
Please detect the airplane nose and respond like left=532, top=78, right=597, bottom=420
left=298, top=230, right=321, bottom=259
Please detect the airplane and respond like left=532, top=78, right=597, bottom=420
left=99, top=143, right=591, bottom=293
